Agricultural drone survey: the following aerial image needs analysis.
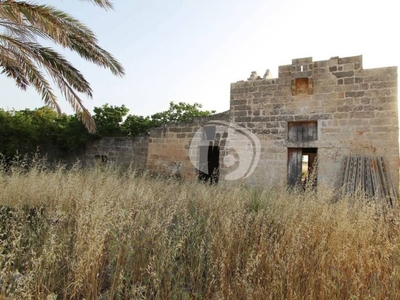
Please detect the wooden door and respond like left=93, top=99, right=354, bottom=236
left=288, top=148, right=303, bottom=187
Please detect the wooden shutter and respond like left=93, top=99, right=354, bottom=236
left=288, top=121, right=317, bottom=143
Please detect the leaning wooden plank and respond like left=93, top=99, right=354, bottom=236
left=379, top=157, right=396, bottom=205
left=355, top=156, right=362, bottom=193
left=370, top=157, right=380, bottom=199
left=347, top=156, right=354, bottom=195
left=377, top=157, right=390, bottom=202
left=349, top=156, right=357, bottom=194
left=360, top=156, right=365, bottom=193
left=383, top=158, right=398, bottom=204
left=365, top=157, right=373, bottom=198
left=342, top=156, right=351, bottom=195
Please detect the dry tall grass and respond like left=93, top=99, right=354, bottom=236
left=0, top=162, right=399, bottom=299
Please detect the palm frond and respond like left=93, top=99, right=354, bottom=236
left=1, top=34, right=90, bottom=91
left=0, top=0, right=124, bottom=132
left=78, top=0, right=114, bottom=10
left=0, top=40, right=61, bottom=114
left=0, top=2, right=125, bottom=76
left=53, top=75, right=96, bottom=133
left=0, top=60, right=29, bottom=90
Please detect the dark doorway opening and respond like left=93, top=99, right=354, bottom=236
left=198, top=144, right=220, bottom=184
left=288, top=148, right=317, bottom=188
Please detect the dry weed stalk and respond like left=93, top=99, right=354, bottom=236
left=0, top=162, right=399, bottom=299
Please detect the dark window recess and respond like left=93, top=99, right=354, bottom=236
left=288, top=148, right=317, bottom=188
left=198, top=144, right=219, bottom=185
left=94, top=155, right=107, bottom=165
left=288, top=121, right=317, bottom=142
left=203, top=126, right=216, bottom=140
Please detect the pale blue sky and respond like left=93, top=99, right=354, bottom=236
left=1, top=0, right=399, bottom=117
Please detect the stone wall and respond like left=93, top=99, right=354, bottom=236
left=146, top=55, right=398, bottom=190
left=147, top=112, right=230, bottom=178
left=75, top=137, right=149, bottom=170
left=68, top=55, right=397, bottom=192
left=230, top=55, right=398, bottom=187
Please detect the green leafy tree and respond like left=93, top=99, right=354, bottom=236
left=0, top=109, right=27, bottom=159
left=0, top=107, right=95, bottom=160
left=0, top=101, right=216, bottom=162
left=0, top=107, right=58, bottom=160
left=91, top=102, right=216, bottom=137
left=121, top=115, right=152, bottom=136
left=150, top=101, right=215, bottom=127
left=52, top=113, right=94, bottom=153
left=93, top=103, right=129, bottom=137
left=0, top=0, right=124, bottom=132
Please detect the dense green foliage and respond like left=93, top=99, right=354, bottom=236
left=0, top=102, right=215, bottom=160
left=93, top=104, right=130, bottom=137
left=123, top=101, right=215, bottom=136
left=0, top=107, right=93, bottom=160
left=151, top=101, right=215, bottom=127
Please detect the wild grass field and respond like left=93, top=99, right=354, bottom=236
left=0, top=162, right=399, bottom=299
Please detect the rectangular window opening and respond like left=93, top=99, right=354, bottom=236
left=94, top=155, right=107, bottom=166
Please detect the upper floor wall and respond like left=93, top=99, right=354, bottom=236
left=230, top=55, right=398, bottom=186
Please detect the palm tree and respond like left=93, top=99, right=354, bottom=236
left=0, top=0, right=124, bottom=132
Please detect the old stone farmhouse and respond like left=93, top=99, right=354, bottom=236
left=81, top=55, right=399, bottom=197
